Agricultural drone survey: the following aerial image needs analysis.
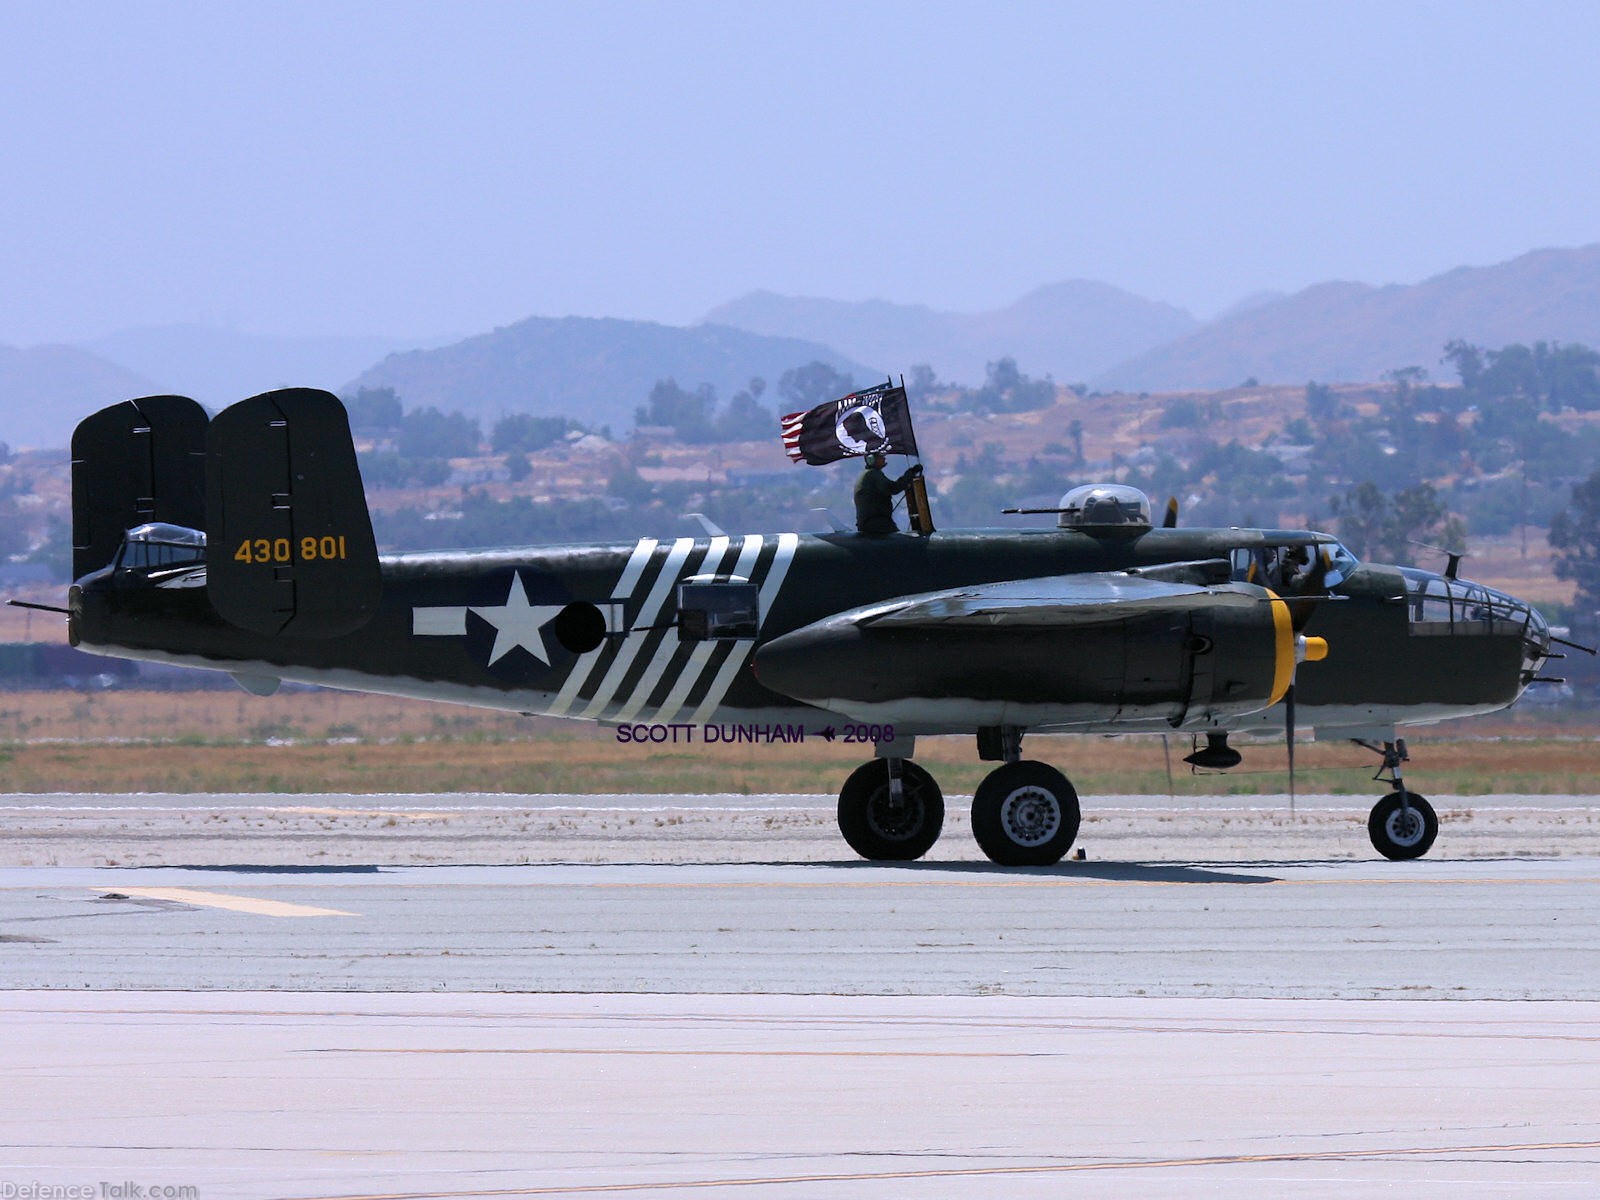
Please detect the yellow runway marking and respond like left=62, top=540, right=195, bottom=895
left=102, top=887, right=356, bottom=917
left=301, top=1138, right=1600, bottom=1198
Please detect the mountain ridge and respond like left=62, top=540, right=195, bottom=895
left=701, top=281, right=1198, bottom=385
left=0, top=344, right=155, bottom=449
left=1098, top=245, right=1600, bottom=389
left=10, top=244, right=1600, bottom=450
left=77, top=324, right=457, bottom=412
left=343, top=315, right=877, bottom=431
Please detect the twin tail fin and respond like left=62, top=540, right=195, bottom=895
left=71, top=388, right=381, bottom=638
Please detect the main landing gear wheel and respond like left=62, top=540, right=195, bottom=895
left=1368, top=792, right=1438, bottom=861
left=837, top=759, right=945, bottom=861
left=971, top=760, right=1081, bottom=867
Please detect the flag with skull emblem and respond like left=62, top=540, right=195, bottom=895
left=780, top=381, right=920, bottom=465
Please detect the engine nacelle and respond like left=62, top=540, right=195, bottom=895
left=753, top=576, right=1310, bottom=732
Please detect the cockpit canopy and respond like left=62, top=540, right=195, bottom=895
left=1057, top=484, right=1152, bottom=530
left=114, top=523, right=207, bottom=572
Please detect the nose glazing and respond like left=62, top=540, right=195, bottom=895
left=1399, top=566, right=1550, bottom=690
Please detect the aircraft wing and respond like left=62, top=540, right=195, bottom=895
left=859, top=568, right=1259, bottom=629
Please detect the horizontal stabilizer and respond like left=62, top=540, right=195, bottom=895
left=71, top=395, right=208, bottom=580
left=205, top=388, right=381, bottom=638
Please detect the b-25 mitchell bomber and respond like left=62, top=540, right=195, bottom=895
left=49, top=388, right=1559, bottom=866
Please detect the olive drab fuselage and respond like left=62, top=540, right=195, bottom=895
left=61, top=388, right=1555, bottom=866
left=71, top=524, right=1548, bottom=741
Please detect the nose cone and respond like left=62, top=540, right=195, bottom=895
left=1515, top=593, right=1553, bottom=685
left=1401, top=567, right=1552, bottom=703
left=1467, top=577, right=1553, bottom=690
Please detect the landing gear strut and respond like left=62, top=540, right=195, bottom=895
left=1357, top=738, right=1438, bottom=860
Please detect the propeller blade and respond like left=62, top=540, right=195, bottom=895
left=1163, top=496, right=1179, bottom=528
left=1285, top=684, right=1297, bottom=814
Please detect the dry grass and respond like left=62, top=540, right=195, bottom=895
left=0, top=687, right=1594, bottom=796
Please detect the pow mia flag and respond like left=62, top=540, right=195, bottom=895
left=780, top=381, right=920, bottom=465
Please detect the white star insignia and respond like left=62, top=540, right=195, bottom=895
left=470, top=573, right=567, bottom=666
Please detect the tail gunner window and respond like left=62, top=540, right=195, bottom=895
left=114, top=523, right=207, bottom=572
left=678, top=581, right=759, bottom=641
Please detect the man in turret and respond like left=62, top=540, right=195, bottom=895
left=854, top=451, right=920, bottom=535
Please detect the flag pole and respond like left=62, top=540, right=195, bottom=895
left=894, top=374, right=917, bottom=525
left=896, top=373, right=935, bottom=536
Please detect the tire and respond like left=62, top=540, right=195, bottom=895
left=837, top=759, right=944, bottom=861
left=971, top=760, right=1080, bottom=867
left=1367, top=791, right=1438, bottom=860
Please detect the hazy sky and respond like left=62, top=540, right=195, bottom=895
left=3, top=0, right=1599, bottom=345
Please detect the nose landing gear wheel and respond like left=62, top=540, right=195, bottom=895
left=837, top=759, right=945, bottom=861
left=1368, top=792, right=1438, bottom=860
left=971, top=760, right=1080, bottom=866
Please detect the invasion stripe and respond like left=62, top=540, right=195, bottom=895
left=577, top=537, right=695, bottom=720
left=630, top=535, right=747, bottom=720
left=678, top=639, right=739, bottom=714
left=613, top=536, right=732, bottom=722
left=757, top=533, right=799, bottom=630
left=571, top=540, right=683, bottom=711
left=632, top=535, right=773, bottom=721
left=688, top=531, right=799, bottom=723
left=651, top=534, right=765, bottom=723
left=546, top=538, right=656, bottom=718
left=603, top=541, right=715, bottom=719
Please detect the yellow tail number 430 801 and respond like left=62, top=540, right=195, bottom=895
left=234, top=536, right=349, bottom=564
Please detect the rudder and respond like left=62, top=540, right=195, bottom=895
left=70, top=395, right=209, bottom=580
left=205, top=388, right=381, bottom=638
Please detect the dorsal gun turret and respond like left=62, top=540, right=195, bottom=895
left=1056, top=484, right=1152, bottom=533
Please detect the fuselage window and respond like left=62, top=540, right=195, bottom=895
left=678, top=582, right=759, bottom=641
left=1229, top=548, right=1258, bottom=583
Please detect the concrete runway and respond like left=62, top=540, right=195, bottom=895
left=4, top=857, right=1600, bottom=996
left=2, top=792, right=1599, bottom=1197
left=6, top=991, right=1600, bottom=1199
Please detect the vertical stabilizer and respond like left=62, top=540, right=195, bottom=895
left=70, top=395, right=209, bottom=580
left=205, top=388, right=381, bottom=638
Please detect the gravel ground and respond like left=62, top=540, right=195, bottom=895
left=2, top=791, right=1597, bottom=866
